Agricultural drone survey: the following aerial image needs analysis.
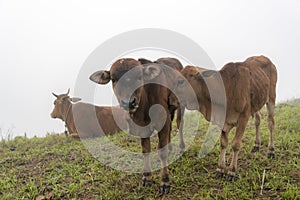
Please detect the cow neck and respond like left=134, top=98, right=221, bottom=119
left=64, top=103, right=73, bottom=133
left=198, top=74, right=227, bottom=122
left=130, top=90, right=151, bottom=124
left=198, top=79, right=212, bottom=121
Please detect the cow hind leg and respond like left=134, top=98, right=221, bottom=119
left=68, top=133, right=80, bottom=139
left=252, top=111, right=261, bottom=152
left=176, top=106, right=185, bottom=152
left=168, top=109, right=176, bottom=153
left=266, top=101, right=275, bottom=158
left=227, top=113, right=250, bottom=181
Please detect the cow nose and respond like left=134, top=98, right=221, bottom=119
left=120, top=97, right=137, bottom=110
left=50, top=112, right=56, bottom=118
left=130, top=97, right=137, bottom=107
left=120, top=99, right=130, bottom=110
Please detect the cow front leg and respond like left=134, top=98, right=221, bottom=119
left=216, top=125, right=233, bottom=178
left=158, top=123, right=171, bottom=194
left=141, top=137, right=152, bottom=187
left=227, top=113, right=250, bottom=181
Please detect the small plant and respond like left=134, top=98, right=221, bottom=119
left=0, top=100, right=299, bottom=199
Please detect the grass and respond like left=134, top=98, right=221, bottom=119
left=0, top=100, right=299, bottom=199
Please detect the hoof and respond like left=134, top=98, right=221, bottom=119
left=267, top=152, right=275, bottom=159
left=9, top=147, right=16, bottom=151
left=225, top=173, right=238, bottom=181
left=251, top=146, right=259, bottom=153
left=141, top=178, right=151, bottom=187
left=168, top=143, right=173, bottom=152
left=159, top=184, right=170, bottom=195
left=216, top=171, right=224, bottom=179
left=168, top=143, right=174, bottom=155
left=179, top=143, right=185, bottom=152
left=179, top=148, right=185, bottom=154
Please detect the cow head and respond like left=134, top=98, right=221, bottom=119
left=90, top=58, right=161, bottom=114
left=175, top=66, right=217, bottom=110
left=51, top=89, right=81, bottom=120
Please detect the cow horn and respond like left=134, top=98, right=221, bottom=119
left=52, top=92, right=59, bottom=98
left=66, top=88, right=70, bottom=95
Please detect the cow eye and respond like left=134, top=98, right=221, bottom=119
left=178, top=79, right=185, bottom=85
left=61, top=97, right=68, bottom=102
left=111, top=78, right=116, bottom=83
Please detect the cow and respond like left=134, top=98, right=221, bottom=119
left=51, top=89, right=128, bottom=138
left=138, top=57, right=186, bottom=151
left=89, top=58, right=181, bottom=194
left=175, top=55, right=277, bottom=180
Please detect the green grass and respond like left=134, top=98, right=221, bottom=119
left=0, top=100, right=299, bottom=199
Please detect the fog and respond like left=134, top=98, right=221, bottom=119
left=0, top=0, right=299, bottom=138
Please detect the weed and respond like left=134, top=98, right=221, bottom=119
left=0, top=100, right=299, bottom=199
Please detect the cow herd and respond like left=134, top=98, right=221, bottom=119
left=51, top=55, right=277, bottom=194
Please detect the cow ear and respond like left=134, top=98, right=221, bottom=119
left=201, top=70, right=217, bottom=78
left=143, top=65, right=161, bottom=81
left=138, top=58, right=153, bottom=65
left=71, top=97, right=81, bottom=103
left=89, top=70, right=111, bottom=84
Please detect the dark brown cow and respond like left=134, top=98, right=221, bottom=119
left=138, top=57, right=186, bottom=151
left=51, top=90, right=127, bottom=138
left=175, top=55, right=277, bottom=180
left=90, top=58, right=175, bottom=194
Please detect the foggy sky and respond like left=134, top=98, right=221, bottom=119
left=0, top=0, right=300, bottom=138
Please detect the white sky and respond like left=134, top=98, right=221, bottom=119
left=0, top=0, right=299, bottom=138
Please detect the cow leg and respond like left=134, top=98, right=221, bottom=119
left=227, top=113, right=250, bottom=180
left=141, top=137, right=152, bottom=187
left=176, top=106, right=185, bottom=152
left=252, top=111, right=261, bottom=152
left=68, top=133, right=80, bottom=139
left=266, top=102, right=275, bottom=158
left=158, top=121, right=171, bottom=194
left=216, top=124, right=233, bottom=178
left=168, top=109, right=176, bottom=153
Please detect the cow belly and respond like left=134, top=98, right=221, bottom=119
left=250, top=69, right=270, bottom=114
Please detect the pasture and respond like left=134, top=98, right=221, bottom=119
left=0, top=99, right=299, bottom=199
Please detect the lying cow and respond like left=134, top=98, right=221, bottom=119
left=138, top=57, right=185, bottom=151
left=175, top=55, right=277, bottom=180
left=90, top=58, right=182, bottom=194
left=51, top=89, right=128, bottom=138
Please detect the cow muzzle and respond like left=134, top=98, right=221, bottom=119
left=50, top=112, right=57, bottom=119
left=120, top=97, right=138, bottom=113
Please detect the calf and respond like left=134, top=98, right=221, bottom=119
left=51, top=89, right=127, bottom=138
left=138, top=57, right=186, bottom=151
left=175, top=55, right=277, bottom=180
left=90, top=58, right=177, bottom=194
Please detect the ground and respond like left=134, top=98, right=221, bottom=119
left=0, top=100, right=299, bottom=200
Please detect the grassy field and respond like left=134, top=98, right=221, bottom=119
left=0, top=100, right=299, bottom=200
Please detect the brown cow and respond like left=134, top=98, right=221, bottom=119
left=90, top=58, right=177, bottom=194
left=51, top=89, right=128, bottom=138
left=138, top=57, right=186, bottom=151
left=175, top=55, right=277, bottom=180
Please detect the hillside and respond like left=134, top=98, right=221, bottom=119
left=0, top=100, right=299, bottom=199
